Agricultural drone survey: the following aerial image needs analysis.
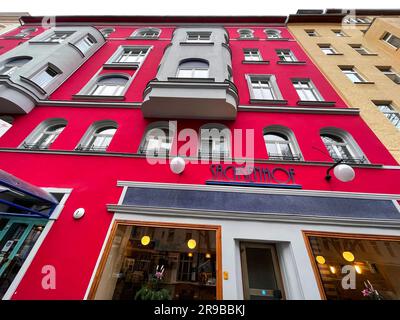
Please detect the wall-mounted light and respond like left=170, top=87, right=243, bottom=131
left=73, top=208, right=85, bottom=220
left=170, top=157, right=185, bottom=174
left=325, top=159, right=355, bottom=182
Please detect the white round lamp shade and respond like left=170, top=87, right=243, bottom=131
left=333, top=164, right=355, bottom=182
left=170, top=157, right=186, bottom=174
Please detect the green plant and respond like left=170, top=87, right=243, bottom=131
left=135, top=265, right=171, bottom=301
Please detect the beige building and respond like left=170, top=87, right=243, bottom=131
left=288, top=10, right=400, bottom=162
left=0, top=12, right=29, bottom=36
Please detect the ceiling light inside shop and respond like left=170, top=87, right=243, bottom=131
left=141, top=235, right=151, bottom=246
left=316, top=255, right=326, bottom=265
left=342, top=251, right=355, bottom=262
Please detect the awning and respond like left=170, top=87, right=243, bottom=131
left=0, top=169, right=59, bottom=218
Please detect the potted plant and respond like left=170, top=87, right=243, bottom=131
left=135, top=265, right=171, bottom=300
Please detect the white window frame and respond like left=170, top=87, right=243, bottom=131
left=108, top=46, right=151, bottom=66
left=74, top=34, right=96, bottom=55
left=76, top=120, right=118, bottom=152
left=382, top=32, right=400, bottom=49
left=305, top=29, right=318, bottom=37
left=318, top=44, right=337, bottom=55
left=0, top=57, right=32, bottom=76
left=246, top=74, right=283, bottom=101
left=350, top=44, right=371, bottom=55
left=131, top=28, right=161, bottom=39
left=88, top=75, right=129, bottom=97
left=138, top=121, right=175, bottom=156
left=30, top=65, right=60, bottom=88
left=176, top=60, right=210, bottom=79
left=332, top=29, right=347, bottom=37
left=265, top=29, right=282, bottom=39
left=263, top=126, right=302, bottom=161
left=374, top=102, right=400, bottom=129
left=340, top=66, right=367, bottom=83
left=199, top=123, right=231, bottom=159
left=292, top=79, right=324, bottom=102
left=100, top=28, right=115, bottom=38
left=238, top=29, right=254, bottom=39
left=377, top=66, right=400, bottom=84
left=243, top=48, right=262, bottom=61
left=344, top=17, right=371, bottom=24
left=186, top=31, right=212, bottom=42
left=43, top=31, right=74, bottom=43
left=276, top=49, right=297, bottom=62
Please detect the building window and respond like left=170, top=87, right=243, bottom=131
left=76, top=121, right=117, bottom=152
left=238, top=29, right=254, bottom=39
left=0, top=56, right=32, bottom=76
left=248, top=75, right=283, bottom=101
left=350, top=44, right=371, bottom=55
left=177, top=59, right=209, bottom=78
left=74, top=35, right=96, bottom=55
left=14, top=27, right=37, bottom=38
left=91, top=222, right=218, bottom=300
left=374, top=102, right=400, bottom=129
left=332, top=29, right=347, bottom=37
left=376, top=66, right=400, bottom=84
left=0, top=116, right=13, bottom=138
left=199, top=123, right=231, bottom=159
left=243, top=49, right=262, bottom=61
left=113, top=47, right=150, bottom=64
left=186, top=31, right=212, bottom=42
left=21, top=119, right=67, bottom=150
left=139, top=122, right=175, bottom=156
left=320, top=128, right=366, bottom=163
left=305, top=232, right=400, bottom=300
left=30, top=65, right=60, bottom=88
left=276, top=49, right=297, bottom=62
left=292, top=79, right=323, bottom=102
left=340, top=66, right=367, bottom=83
left=89, top=75, right=129, bottom=96
left=100, top=28, right=115, bottom=38
left=318, top=44, right=337, bottom=55
left=43, top=31, right=74, bottom=43
left=132, top=28, right=160, bottom=39
left=382, top=32, right=400, bottom=49
left=305, top=29, right=318, bottom=37
left=344, top=17, right=371, bottom=24
left=265, top=29, right=282, bottom=39
left=263, top=126, right=302, bottom=161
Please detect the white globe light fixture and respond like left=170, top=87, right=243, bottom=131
left=170, top=157, right=185, bottom=174
left=325, top=160, right=355, bottom=182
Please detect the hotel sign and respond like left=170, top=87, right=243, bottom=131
left=207, top=164, right=302, bottom=189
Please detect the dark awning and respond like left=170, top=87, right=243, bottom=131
left=0, top=169, right=59, bottom=218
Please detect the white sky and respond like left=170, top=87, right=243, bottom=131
left=1, top=0, right=399, bottom=16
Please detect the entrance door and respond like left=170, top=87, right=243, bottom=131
left=240, top=242, right=286, bottom=300
left=0, top=216, right=47, bottom=298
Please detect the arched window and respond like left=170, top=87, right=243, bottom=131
left=265, top=29, right=282, bottom=39
left=0, top=116, right=13, bottom=138
left=263, top=126, right=302, bottom=161
left=132, top=28, right=160, bottom=39
left=139, top=121, right=175, bottom=156
left=0, top=56, right=32, bottom=76
left=21, top=119, right=67, bottom=150
left=320, top=128, right=367, bottom=163
left=177, top=59, right=209, bottom=78
left=89, top=75, right=129, bottom=96
left=238, top=29, right=254, bottom=39
left=76, top=121, right=118, bottom=152
left=199, top=123, right=231, bottom=159
left=100, top=28, right=115, bottom=38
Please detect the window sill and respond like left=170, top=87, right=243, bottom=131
left=276, top=61, right=306, bottom=65
left=72, top=94, right=126, bottom=101
left=250, top=99, right=288, bottom=105
left=242, top=60, right=270, bottom=65
left=28, top=41, right=62, bottom=45
left=359, top=53, right=378, bottom=56
left=103, top=63, right=139, bottom=70
left=167, top=77, right=215, bottom=83
left=179, top=42, right=214, bottom=46
left=127, top=36, right=159, bottom=40
left=265, top=38, right=290, bottom=41
left=237, top=37, right=259, bottom=40
left=326, top=53, right=344, bottom=56
left=297, top=100, right=336, bottom=107
left=353, top=81, right=375, bottom=84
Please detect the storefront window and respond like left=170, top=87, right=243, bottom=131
left=307, top=234, right=400, bottom=300
left=93, top=224, right=218, bottom=300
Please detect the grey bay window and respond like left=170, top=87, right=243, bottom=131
left=340, top=66, right=367, bottom=83
left=30, top=65, right=60, bottom=88
left=377, top=66, right=400, bottom=84
left=382, top=32, right=400, bottom=49
left=374, top=102, right=400, bottom=129
left=76, top=121, right=117, bottom=152
left=74, top=35, right=96, bottom=55
left=43, top=31, right=74, bottom=43
left=320, top=129, right=366, bottom=164
left=88, top=75, right=129, bottom=96
left=186, top=31, right=212, bottom=42
left=292, top=79, right=323, bottom=102
left=243, top=49, right=262, bottom=61
left=0, top=57, right=32, bottom=76
left=21, top=119, right=67, bottom=150
left=177, top=59, right=209, bottom=78
left=276, top=49, right=297, bottom=62
left=248, top=75, right=283, bottom=101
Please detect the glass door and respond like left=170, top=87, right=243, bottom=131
left=240, top=242, right=286, bottom=300
left=0, top=216, right=47, bottom=298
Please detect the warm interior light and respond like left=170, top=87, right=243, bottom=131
left=354, top=265, right=362, bottom=274
left=205, top=253, right=211, bottom=259
left=329, top=266, right=337, bottom=274
left=316, top=255, right=326, bottom=265
left=188, top=252, right=193, bottom=257
left=187, top=239, right=197, bottom=249
left=141, top=235, right=151, bottom=246
left=342, top=251, right=355, bottom=262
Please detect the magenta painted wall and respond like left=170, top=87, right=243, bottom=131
left=1, top=24, right=399, bottom=299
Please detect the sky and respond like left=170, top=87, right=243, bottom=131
left=1, top=0, right=399, bottom=16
